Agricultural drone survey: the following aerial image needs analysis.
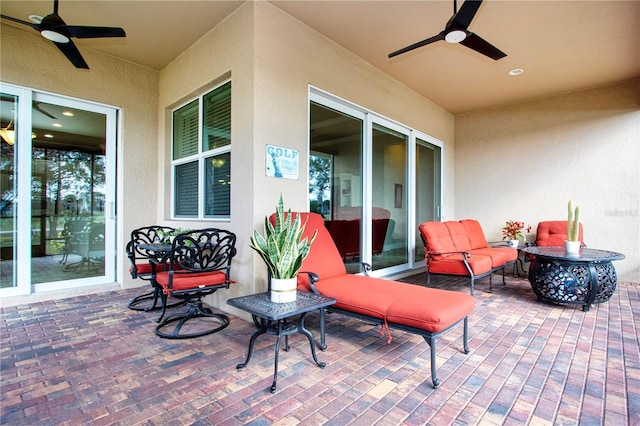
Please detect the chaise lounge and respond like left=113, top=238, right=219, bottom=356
left=273, top=212, right=476, bottom=388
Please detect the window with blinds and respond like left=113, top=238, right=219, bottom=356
left=172, top=81, right=231, bottom=219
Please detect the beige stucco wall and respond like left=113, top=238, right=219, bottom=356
left=455, top=80, right=640, bottom=282
left=157, top=1, right=455, bottom=316
left=0, top=23, right=160, bottom=289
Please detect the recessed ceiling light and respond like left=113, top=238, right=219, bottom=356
left=62, top=111, right=74, bottom=117
left=52, top=123, right=62, bottom=128
left=509, top=68, right=524, bottom=76
left=44, top=134, right=54, bottom=138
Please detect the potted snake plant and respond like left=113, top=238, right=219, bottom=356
left=249, top=195, right=317, bottom=303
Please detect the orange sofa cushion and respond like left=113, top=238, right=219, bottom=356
left=156, top=270, right=228, bottom=292
left=418, top=222, right=458, bottom=260
left=460, top=219, right=518, bottom=262
left=427, top=253, right=493, bottom=276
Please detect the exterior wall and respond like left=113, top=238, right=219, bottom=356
left=454, top=80, right=640, bottom=282
left=0, top=23, right=160, bottom=289
left=157, top=1, right=455, bottom=316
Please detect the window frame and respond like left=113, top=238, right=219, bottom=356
left=171, top=80, right=231, bottom=220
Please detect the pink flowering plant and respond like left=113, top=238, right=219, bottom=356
left=501, top=220, right=531, bottom=241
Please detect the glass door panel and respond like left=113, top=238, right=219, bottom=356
left=30, top=101, right=108, bottom=284
left=309, top=101, right=364, bottom=274
left=0, top=94, right=18, bottom=289
left=415, top=139, right=442, bottom=262
left=371, top=123, right=408, bottom=271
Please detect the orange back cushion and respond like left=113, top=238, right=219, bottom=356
left=536, top=221, right=584, bottom=246
left=269, top=212, right=346, bottom=292
left=444, top=221, right=472, bottom=252
left=418, top=222, right=456, bottom=260
left=460, top=219, right=489, bottom=249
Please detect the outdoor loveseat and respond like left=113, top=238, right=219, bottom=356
left=419, top=219, right=518, bottom=295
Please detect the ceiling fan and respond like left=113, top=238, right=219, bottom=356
left=0, top=0, right=126, bottom=69
left=388, top=0, right=506, bottom=60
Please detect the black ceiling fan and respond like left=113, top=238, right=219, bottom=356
left=1, top=0, right=126, bottom=69
left=388, top=0, right=506, bottom=60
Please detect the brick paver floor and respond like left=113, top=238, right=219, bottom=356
left=1, top=274, right=639, bottom=425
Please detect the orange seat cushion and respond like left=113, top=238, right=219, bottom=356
left=131, top=262, right=169, bottom=276
left=427, top=253, right=493, bottom=276
left=386, top=285, right=475, bottom=333
left=468, top=248, right=507, bottom=268
left=156, top=270, right=228, bottom=292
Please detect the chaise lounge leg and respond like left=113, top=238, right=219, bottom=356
left=423, top=334, right=440, bottom=389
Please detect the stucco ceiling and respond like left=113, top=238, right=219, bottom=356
left=1, top=0, right=638, bottom=114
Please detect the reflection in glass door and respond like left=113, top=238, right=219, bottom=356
left=415, top=139, right=442, bottom=262
left=371, top=123, right=408, bottom=271
left=309, top=88, right=444, bottom=277
left=0, top=85, right=116, bottom=295
left=309, top=101, right=364, bottom=274
left=0, top=94, right=18, bottom=290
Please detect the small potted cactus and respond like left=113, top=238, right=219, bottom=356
left=565, top=200, right=581, bottom=255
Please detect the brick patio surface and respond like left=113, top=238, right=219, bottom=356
left=1, top=274, right=639, bottom=425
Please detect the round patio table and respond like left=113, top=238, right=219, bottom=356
left=523, top=247, right=625, bottom=311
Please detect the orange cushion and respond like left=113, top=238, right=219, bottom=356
left=490, top=247, right=518, bottom=262
left=313, top=275, right=391, bottom=319
left=427, top=253, right=492, bottom=276
left=444, top=221, right=472, bottom=252
left=386, top=286, right=475, bottom=333
left=156, top=270, right=228, bottom=292
left=418, top=222, right=457, bottom=260
left=131, top=262, right=169, bottom=275
left=468, top=249, right=507, bottom=268
left=536, top=221, right=584, bottom=246
left=269, top=213, right=347, bottom=286
left=460, top=219, right=489, bottom=249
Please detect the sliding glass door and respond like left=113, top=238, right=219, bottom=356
left=0, top=84, right=117, bottom=295
left=309, top=88, right=443, bottom=276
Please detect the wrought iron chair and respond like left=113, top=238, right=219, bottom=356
left=153, top=228, right=236, bottom=339
left=126, top=225, right=181, bottom=311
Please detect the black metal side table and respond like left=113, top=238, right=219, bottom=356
left=227, top=291, right=336, bottom=393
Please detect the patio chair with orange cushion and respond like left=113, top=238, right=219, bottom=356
left=152, top=228, right=236, bottom=339
left=126, top=225, right=183, bottom=311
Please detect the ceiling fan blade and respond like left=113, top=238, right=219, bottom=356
left=65, top=26, right=126, bottom=39
left=451, top=0, right=483, bottom=29
left=33, top=102, right=57, bottom=120
left=52, top=39, right=89, bottom=69
left=460, top=32, right=507, bottom=60
left=0, top=14, right=39, bottom=30
left=388, top=31, right=445, bottom=58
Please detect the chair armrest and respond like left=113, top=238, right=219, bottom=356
left=300, top=271, right=321, bottom=294
left=427, top=250, right=472, bottom=259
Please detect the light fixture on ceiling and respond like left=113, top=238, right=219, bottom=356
left=0, top=119, right=15, bottom=145
left=38, top=13, right=70, bottom=44
left=509, top=68, right=524, bottom=76
left=445, top=29, right=467, bottom=44
left=62, top=111, right=74, bottom=117
left=52, top=123, right=62, bottom=128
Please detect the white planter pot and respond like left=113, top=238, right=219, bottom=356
left=507, top=239, right=519, bottom=248
left=270, top=277, right=297, bottom=303
left=565, top=240, right=581, bottom=255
